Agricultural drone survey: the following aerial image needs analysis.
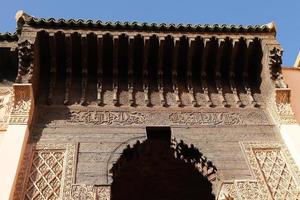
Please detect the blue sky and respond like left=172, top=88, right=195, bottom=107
left=0, top=0, right=299, bottom=66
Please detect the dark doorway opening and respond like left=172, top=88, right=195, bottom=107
left=146, top=126, right=171, bottom=142
left=110, top=127, right=215, bottom=200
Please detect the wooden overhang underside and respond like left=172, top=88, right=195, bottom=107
left=2, top=11, right=284, bottom=108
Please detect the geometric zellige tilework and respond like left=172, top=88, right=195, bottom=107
left=24, top=150, right=65, bottom=200
left=254, top=149, right=300, bottom=200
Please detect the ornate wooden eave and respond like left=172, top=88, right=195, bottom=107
left=13, top=11, right=286, bottom=109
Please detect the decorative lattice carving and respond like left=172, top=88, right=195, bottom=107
left=254, top=149, right=300, bottom=199
left=14, top=143, right=76, bottom=200
left=24, top=150, right=65, bottom=199
left=242, top=142, right=300, bottom=200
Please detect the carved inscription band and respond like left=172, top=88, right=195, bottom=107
left=37, top=107, right=271, bottom=127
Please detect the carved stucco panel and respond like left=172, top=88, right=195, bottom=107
left=217, top=180, right=267, bottom=200
left=242, top=142, right=300, bottom=200
left=234, top=181, right=267, bottom=200
left=0, top=87, right=13, bottom=130
left=70, top=185, right=111, bottom=200
left=275, top=89, right=297, bottom=124
left=218, top=142, right=300, bottom=200
left=217, top=181, right=238, bottom=200
left=14, top=143, right=76, bottom=200
left=9, top=84, right=33, bottom=125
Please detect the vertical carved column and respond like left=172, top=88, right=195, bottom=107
left=143, top=36, right=150, bottom=106
left=48, top=33, right=57, bottom=105
left=187, top=37, right=198, bottom=107
left=229, top=38, right=242, bottom=107
left=64, top=33, right=72, bottom=105
left=128, top=36, right=135, bottom=106
left=113, top=35, right=119, bottom=106
left=201, top=38, right=213, bottom=107
left=172, top=37, right=182, bottom=107
left=80, top=34, right=88, bottom=105
left=97, top=35, right=104, bottom=106
left=16, top=39, right=35, bottom=83
left=158, top=37, right=166, bottom=106
left=215, top=38, right=227, bottom=107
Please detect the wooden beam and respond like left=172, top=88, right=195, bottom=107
left=96, top=34, right=103, bottom=106
left=158, top=37, right=166, bottom=106
left=80, top=34, right=88, bottom=105
left=243, top=39, right=259, bottom=107
left=187, top=37, right=198, bottom=107
left=112, top=35, right=119, bottom=105
left=64, top=33, right=72, bottom=105
left=47, top=33, right=57, bottom=105
left=143, top=36, right=150, bottom=106
left=200, top=38, right=213, bottom=107
left=172, top=37, right=181, bottom=106
left=128, top=35, right=135, bottom=106
left=229, top=38, right=242, bottom=107
left=215, top=38, right=227, bottom=107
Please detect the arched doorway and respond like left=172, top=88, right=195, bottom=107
left=110, top=127, right=216, bottom=200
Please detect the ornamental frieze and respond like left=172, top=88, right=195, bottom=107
left=37, top=106, right=271, bottom=127
left=68, top=110, right=146, bottom=126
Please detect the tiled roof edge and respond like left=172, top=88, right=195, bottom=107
left=0, top=32, right=18, bottom=41
left=16, top=10, right=276, bottom=34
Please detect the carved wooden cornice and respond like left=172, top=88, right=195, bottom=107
left=8, top=11, right=287, bottom=110
left=32, top=32, right=268, bottom=108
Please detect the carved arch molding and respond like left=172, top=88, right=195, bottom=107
left=14, top=141, right=300, bottom=200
